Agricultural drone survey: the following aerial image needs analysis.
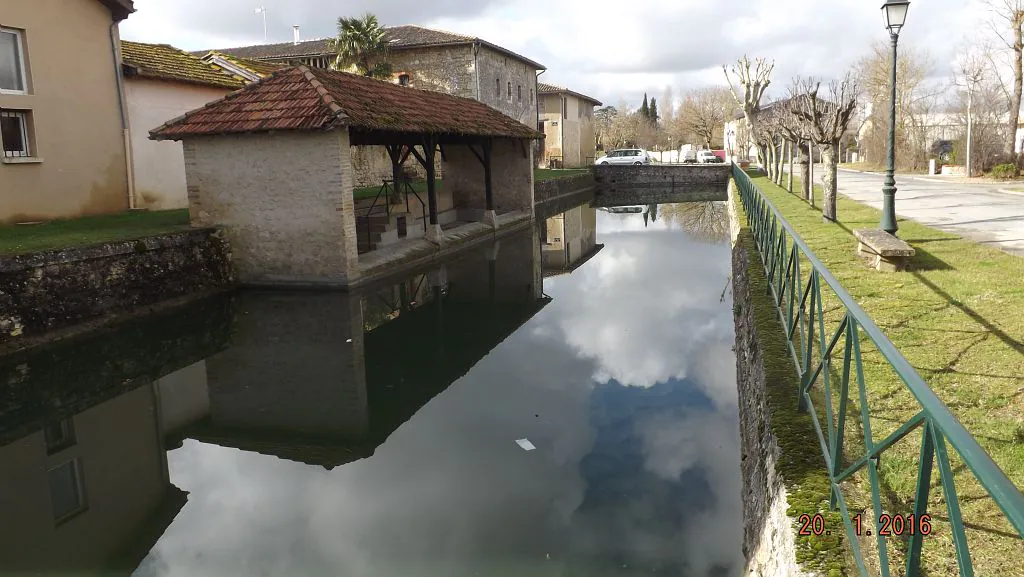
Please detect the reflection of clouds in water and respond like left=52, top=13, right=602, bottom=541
left=547, top=221, right=733, bottom=398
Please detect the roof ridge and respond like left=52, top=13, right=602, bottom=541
left=387, top=23, right=476, bottom=40
left=299, top=66, right=349, bottom=125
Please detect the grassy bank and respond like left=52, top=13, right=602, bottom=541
left=749, top=173, right=1024, bottom=575
left=0, top=209, right=191, bottom=256
left=352, top=168, right=590, bottom=200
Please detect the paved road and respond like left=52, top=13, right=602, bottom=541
left=835, top=169, right=1024, bottom=256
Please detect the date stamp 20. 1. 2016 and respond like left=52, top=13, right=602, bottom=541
left=798, top=513, right=932, bottom=537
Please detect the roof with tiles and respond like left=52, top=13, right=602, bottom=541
left=537, top=82, right=602, bottom=106
left=205, top=51, right=286, bottom=78
left=122, top=41, right=246, bottom=89
left=201, top=24, right=545, bottom=70
left=150, top=66, right=543, bottom=141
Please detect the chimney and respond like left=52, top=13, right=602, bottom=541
left=293, top=25, right=300, bottom=45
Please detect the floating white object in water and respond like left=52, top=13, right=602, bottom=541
left=515, top=438, right=536, bottom=451
left=346, top=338, right=352, bottom=343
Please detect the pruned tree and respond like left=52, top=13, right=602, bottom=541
left=724, top=55, right=775, bottom=165
left=985, top=0, right=1024, bottom=158
left=679, top=87, right=734, bottom=149
left=951, top=42, right=1014, bottom=173
left=789, top=74, right=859, bottom=222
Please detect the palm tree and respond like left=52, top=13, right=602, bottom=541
left=328, top=13, right=392, bottom=79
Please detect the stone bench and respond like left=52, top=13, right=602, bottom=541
left=853, top=229, right=915, bottom=272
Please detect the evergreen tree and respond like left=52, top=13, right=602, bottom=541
left=640, top=93, right=650, bottom=120
left=649, top=98, right=659, bottom=127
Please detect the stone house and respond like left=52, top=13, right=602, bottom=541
left=0, top=0, right=134, bottom=223
left=201, top=25, right=546, bottom=189
left=121, top=41, right=249, bottom=210
left=150, top=66, right=541, bottom=288
left=537, top=83, right=601, bottom=168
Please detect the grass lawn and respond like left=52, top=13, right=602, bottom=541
left=750, top=174, right=1024, bottom=575
left=0, top=209, right=191, bottom=256
left=352, top=168, right=590, bottom=200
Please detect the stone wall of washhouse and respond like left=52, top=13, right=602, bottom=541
left=390, top=45, right=477, bottom=100
left=445, top=139, right=535, bottom=220
left=183, top=130, right=359, bottom=286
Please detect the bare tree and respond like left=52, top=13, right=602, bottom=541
left=661, top=85, right=675, bottom=125
left=659, top=202, right=730, bottom=243
left=789, top=74, right=859, bottom=222
left=679, top=87, right=735, bottom=149
left=985, top=0, right=1024, bottom=157
left=724, top=56, right=775, bottom=165
left=952, top=41, right=1013, bottom=172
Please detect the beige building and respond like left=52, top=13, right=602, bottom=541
left=0, top=0, right=134, bottom=223
left=537, top=83, right=601, bottom=168
left=121, top=41, right=247, bottom=210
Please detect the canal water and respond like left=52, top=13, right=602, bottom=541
left=0, top=197, right=742, bottom=576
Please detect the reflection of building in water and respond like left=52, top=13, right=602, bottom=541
left=0, top=297, right=230, bottom=575
left=183, top=229, right=548, bottom=469
left=542, top=203, right=603, bottom=276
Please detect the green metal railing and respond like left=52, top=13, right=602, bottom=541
left=732, top=164, right=1024, bottom=576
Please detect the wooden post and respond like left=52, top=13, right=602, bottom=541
left=385, top=144, right=403, bottom=204
left=483, top=139, right=494, bottom=212
left=424, top=137, right=439, bottom=226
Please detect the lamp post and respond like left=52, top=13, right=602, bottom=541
left=880, top=0, right=910, bottom=235
left=727, top=127, right=736, bottom=162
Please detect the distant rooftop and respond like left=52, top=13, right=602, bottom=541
left=537, top=82, right=602, bottom=106
left=198, top=24, right=545, bottom=71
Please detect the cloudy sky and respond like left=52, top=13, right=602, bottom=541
left=121, top=0, right=991, bottom=111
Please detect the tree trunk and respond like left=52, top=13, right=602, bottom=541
left=775, top=140, right=784, bottom=186
left=1011, top=19, right=1023, bottom=160
left=821, top=142, right=839, bottom=222
left=800, top=143, right=811, bottom=202
left=788, top=140, right=794, bottom=193
left=808, top=144, right=815, bottom=206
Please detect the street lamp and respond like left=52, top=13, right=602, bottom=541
left=880, top=0, right=910, bottom=235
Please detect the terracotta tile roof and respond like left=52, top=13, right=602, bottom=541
left=204, top=51, right=285, bottom=78
left=202, top=24, right=545, bottom=70
left=122, top=41, right=246, bottom=89
left=151, top=66, right=543, bottom=141
left=98, top=0, right=134, bottom=21
left=537, top=82, right=602, bottom=106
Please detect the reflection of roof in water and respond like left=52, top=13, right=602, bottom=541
left=543, top=243, right=605, bottom=278
left=364, top=296, right=551, bottom=446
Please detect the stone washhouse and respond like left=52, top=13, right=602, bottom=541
left=151, top=66, right=543, bottom=288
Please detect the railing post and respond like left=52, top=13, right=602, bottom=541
left=905, top=420, right=935, bottom=577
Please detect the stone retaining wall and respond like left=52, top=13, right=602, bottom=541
left=0, top=228, right=233, bottom=346
left=729, top=181, right=814, bottom=577
left=594, top=164, right=731, bottom=188
left=534, top=173, right=595, bottom=203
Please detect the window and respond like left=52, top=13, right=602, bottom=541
left=517, top=85, right=521, bottom=101
left=561, top=97, right=567, bottom=120
left=44, top=419, right=76, bottom=455
left=496, top=77, right=500, bottom=96
left=1, top=27, right=27, bottom=93
left=48, top=459, right=87, bottom=523
left=507, top=81, right=511, bottom=99
left=1, top=110, right=30, bottom=157
left=530, top=88, right=534, bottom=105
left=398, top=73, right=410, bottom=86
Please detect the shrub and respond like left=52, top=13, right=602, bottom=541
left=991, top=163, right=1018, bottom=180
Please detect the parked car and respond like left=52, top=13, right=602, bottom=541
left=681, top=147, right=698, bottom=163
left=596, top=149, right=651, bottom=165
left=698, top=150, right=723, bottom=164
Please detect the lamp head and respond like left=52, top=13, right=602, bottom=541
left=881, top=0, right=910, bottom=36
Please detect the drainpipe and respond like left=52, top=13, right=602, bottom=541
left=109, top=22, right=137, bottom=210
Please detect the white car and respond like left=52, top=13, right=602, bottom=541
left=596, top=149, right=651, bottom=166
left=697, top=150, right=723, bottom=164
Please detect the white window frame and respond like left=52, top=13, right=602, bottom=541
left=1, top=110, right=30, bottom=157
left=0, top=27, right=27, bottom=95
left=48, top=459, right=88, bottom=524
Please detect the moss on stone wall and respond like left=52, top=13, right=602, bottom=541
left=733, top=195, right=850, bottom=577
